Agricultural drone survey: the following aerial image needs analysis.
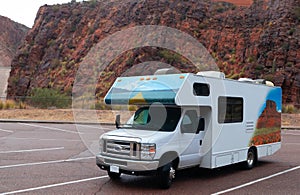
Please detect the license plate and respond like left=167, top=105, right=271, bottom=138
left=110, top=165, right=119, bottom=173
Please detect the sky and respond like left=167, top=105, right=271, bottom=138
left=0, top=0, right=83, bottom=28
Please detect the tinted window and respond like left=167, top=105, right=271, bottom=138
left=218, top=97, right=243, bottom=123
left=130, top=106, right=181, bottom=132
left=193, top=83, right=210, bottom=96
left=181, top=110, right=199, bottom=133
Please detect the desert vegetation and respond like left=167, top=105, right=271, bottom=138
left=0, top=100, right=26, bottom=110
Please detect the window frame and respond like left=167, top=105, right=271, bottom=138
left=181, top=110, right=199, bottom=134
left=193, top=83, right=210, bottom=96
left=218, top=96, right=244, bottom=124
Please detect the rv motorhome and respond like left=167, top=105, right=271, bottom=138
left=96, top=71, right=282, bottom=189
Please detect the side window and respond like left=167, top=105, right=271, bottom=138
left=218, top=97, right=243, bottom=123
left=181, top=110, right=199, bottom=134
left=193, top=83, right=210, bottom=96
left=133, top=108, right=150, bottom=125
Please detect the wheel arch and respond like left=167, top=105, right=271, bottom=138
left=158, top=151, right=179, bottom=170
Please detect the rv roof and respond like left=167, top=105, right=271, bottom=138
left=196, top=71, right=225, bottom=79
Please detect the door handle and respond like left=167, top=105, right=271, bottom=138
left=200, top=140, right=202, bottom=146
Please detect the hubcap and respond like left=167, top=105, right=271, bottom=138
left=169, top=167, right=175, bottom=180
left=247, top=152, right=254, bottom=166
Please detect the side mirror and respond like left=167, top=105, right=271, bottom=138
left=115, top=114, right=121, bottom=129
left=196, top=118, right=205, bottom=134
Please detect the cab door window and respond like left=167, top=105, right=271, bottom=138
left=181, top=110, right=199, bottom=134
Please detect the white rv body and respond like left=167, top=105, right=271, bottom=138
left=96, top=72, right=282, bottom=188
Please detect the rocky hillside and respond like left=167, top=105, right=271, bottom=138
left=0, top=16, right=29, bottom=67
left=213, top=0, right=253, bottom=7
left=7, top=0, right=300, bottom=106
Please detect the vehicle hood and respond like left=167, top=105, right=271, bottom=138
left=101, top=128, right=176, bottom=144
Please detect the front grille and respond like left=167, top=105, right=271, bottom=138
left=105, top=159, right=127, bottom=166
left=103, top=138, right=141, bottom=160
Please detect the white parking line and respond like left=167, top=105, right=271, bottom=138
left=212, top=165, right=300, bottom=195
left=76, top=124, right=113, bottom=130
left=1, top=175, right=109, bottom=195
left=2, top=137, right=82, bottom=142
left=285, top=143, right=300, bottom=145
left=0, top=147, right=64, bottom=154
left=283, top=133, right=300, bottom=136
left=0, top=156, right=94, bottom=169
left=19, top=123, right=82, bottom=134
left=0, top=128, right=13, bottom=133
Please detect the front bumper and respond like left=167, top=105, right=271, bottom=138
left=96, top=154, right=159, bottom=173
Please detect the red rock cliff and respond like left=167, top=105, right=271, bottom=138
left=7, top=0, right=300, bottom=106
left=0, top=16, right=29, bottom=67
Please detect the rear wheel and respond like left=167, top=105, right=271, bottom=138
left=159, top=162, right=176, bottom=189
left=107, top=171, right=121, bottom=180
left=244, top=148, right=257, bottom=169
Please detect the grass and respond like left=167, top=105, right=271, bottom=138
left=0, top=100, right=26, bottom=110
left=282, top=104, right=299, bottom=114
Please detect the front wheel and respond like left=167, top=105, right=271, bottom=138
left=159, top=162, right=176, bottom=189
left=107, top=171, right=121, bottom=180
left=243, top=148, right=257, bottom=169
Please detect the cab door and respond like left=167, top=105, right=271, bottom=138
left=179, top=109, right=205, bottom=168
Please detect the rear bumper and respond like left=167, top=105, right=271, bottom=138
left=96, top=154, right=159, bottom=174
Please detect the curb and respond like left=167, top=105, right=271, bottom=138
left=0, top=119, right=115, bottom=126
left=281, top=126, right=300, bottom=130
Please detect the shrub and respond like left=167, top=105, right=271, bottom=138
left=0, top=100, right=24, bottom=110
left=18, top=101, right=27, bottom=109
left=282, top=104, right=298, bottom=114
left=293, top=7, right=300, bottom=21
left=4, top=100, right=16, bottom=109
left=158, top=49, right=182, bottom=64
left=94, top=102, right=110, bottom=110
left=29, top=88, right=71, bottom=109
left=89, top=0, right=97, bottom=8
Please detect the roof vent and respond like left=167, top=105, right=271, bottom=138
left=197, top=71, right=225, bottom=79
left=254, top=79, right=266, bottom=84
left=154, top=68, right=180, bottom=75
left=265, top=81, right=274, bottom=87
left=238, top=78, right=254, bottom=83
left=238, top=78, right=274, bottom=86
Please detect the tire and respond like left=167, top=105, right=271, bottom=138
left=159, top=162, right=176, bottom=189
left=244, top=148, right=257, bottom=169
left=107, top=170, right=121, bottom=180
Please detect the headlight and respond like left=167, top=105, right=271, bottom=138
left=99, top=139, right=104, bottom=153
left=141, top=143, right=156, bottom=160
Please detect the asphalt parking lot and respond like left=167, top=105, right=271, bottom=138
left=0, top=122, right=299, bottom=194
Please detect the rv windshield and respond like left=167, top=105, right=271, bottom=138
left=125, top=106, right=181, bottom=132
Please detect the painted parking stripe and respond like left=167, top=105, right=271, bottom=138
left=1, top=175, right=109, bottom=195
left=0, top=128, right=13, bottom=133
left=0, top=156, right=94, bottom=169
left=212, top=165, right=300, bottom=195
left=2, top=137, right=82, bottom=142
left=0, top=147, right=64, bottom=154
left=76, top=124, right=113, bottom=130
left=283, top=133, right=300, bottom=136
left=285, top=143, right=300, bottom=145
left=19, top=123, right=82, bottom=134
